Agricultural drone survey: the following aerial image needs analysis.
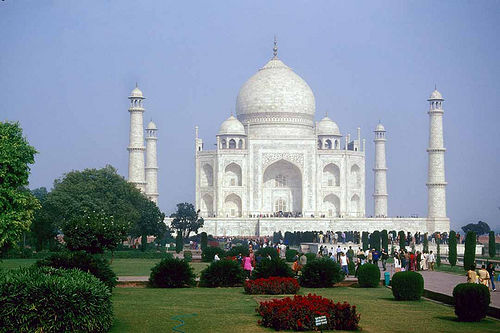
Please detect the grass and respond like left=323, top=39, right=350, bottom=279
left=111, top=286, right=500, bottom=333
left=0, top=258, right=210, bottom=277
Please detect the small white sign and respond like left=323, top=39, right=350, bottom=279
left=315, top=316, right=327, bottom=326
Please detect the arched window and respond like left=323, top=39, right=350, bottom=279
left=238, top=139, right=243, bottom=149
left=325, top=139, right=332, bottom=149
left=351, top=165, right=361, bottom=187
left=201, top=164, right=213, bottom=187
left=318, top=139, right=322, bottom=149
left=335, top=140, right=339, bottom=149
left=275, top=175, right=287, bottom=188
left=275, top=198, right=287, bottom=212
left=229, top=139, right=236, bottom=149
left=323, top=163, right=340, bottom=187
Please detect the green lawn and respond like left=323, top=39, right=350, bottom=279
left=0, top=259, right=210, bottom=277
left=111, top=286, right=500, bottom=333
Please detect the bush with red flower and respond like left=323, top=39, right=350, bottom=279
left=257, top=294, right=360, bottom=331
left=244, top=277, right=300, bottom=295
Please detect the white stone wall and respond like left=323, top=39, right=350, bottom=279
left=166, top=217, right=450, bottom=237
left=127, top=101, right=146, bottom=192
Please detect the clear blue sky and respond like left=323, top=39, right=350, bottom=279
left=1, top=1, right=499, bottom=231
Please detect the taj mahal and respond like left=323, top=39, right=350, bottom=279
left=127, top=40, right=450, bottom=237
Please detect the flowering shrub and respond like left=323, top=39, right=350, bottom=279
left=257, top=294, right=360, bottom=331
left=244, top=277, right=300, bottom=295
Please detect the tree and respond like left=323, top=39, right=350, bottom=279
left=175, top=232, right=183, bottom=254
left=361, top=232, right=369, bottom=251
left=423, top=233, right=429, bottom=253
left=381, top=230, right=388, bottom=252
left=63, top=210, right=129, bottom=254
left=436, top=238, right=441, bottom=267
left=489, top=231, right=496, bottom=258
left=398, top=230, right=406, bottom=250
left=129, top=198, right=167, bottom=251
left=461, top=221, right=490, bottom=236
left=170, top=203, right=204, bottom=239
left=370, top=230, right=380, bottom=251
left=200, top=232, right=208, bottom=251
left=44, top=166, right=149, bottom=254
left=30, top=187, right=57, bottom=251
left=463, top=231, right=476, bottom=271
left=448, top=230, right=457, bottom=267
left=0, top=122, right=40, bottom=255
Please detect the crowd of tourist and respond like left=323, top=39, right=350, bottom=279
left=466, top=263, right=496, bottom=292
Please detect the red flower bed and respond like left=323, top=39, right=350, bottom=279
left=244, top=277, right=300, bottom=295
left=257, top=294, right=360, bottom=331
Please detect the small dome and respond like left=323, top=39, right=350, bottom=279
left=218, top=115, right=245, bottom=136
left=428, top=89, right=443, bottom=100
left=147, top=121, right=157, bottom=130
left=317, top=116, right=341, bottom=136
left=375, top=123, right=385, bottom=132
left=130, top=86, right=143, bottom=98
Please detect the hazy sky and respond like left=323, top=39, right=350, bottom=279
left=1, top=1, right=499, bottom=231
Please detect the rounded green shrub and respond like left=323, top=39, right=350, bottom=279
left=255, top=247, right=279, bottom=259
left=252, top=257, right=294, bottom=279
left=453, top=283, right=490, bottom=322
left=299, top=257, right=344, bottom=287
left=357, top=263, right=380, bottom=288
left=226, top=245, right=250, bottom=257
left=305, top=252, right=317, bottom=263
left=0, top=267, right=113, bottom=332
left=200, top=259, right=245, bottom=287
left=183, top=250, right=192, bottom=262
left=149, top=257, right=195, bottom=288
left=36, top=251, right=116, bottom=290
left=285, top=249, right=299, bottom=262
left=201, top=246, right=226, bottom=262
left=391, top=271, right=424, bottom=300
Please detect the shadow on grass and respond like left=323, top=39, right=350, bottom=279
left=435, top=315, right=459, bottom=322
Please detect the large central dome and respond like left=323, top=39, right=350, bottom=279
left=235, top=55, right=316, bottom=137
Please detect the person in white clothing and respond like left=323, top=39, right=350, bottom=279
left=340, top=252, right=349, bottom=276
left=214, top=253, right=220, bottom=261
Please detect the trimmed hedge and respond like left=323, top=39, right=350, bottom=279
left=252, top=257, right=294, bottom=279
left=0, top=267, right=113, bottom=332
left=449, top=230, right=457, bottom=267
left=200, top=259, right=245, bottom=287
left=183, top=250, right=192, bottom=262
left=463, top=231, right=476, bottom=271
left=285, top=249, right=299, bottom=262
left=305, top=252, right=317, bottom=263
left=357, top=263, right=380, bottom=288
left=36, top=251, right=117, bottom=290
left=257, top=294, right=360, bottom=331
left=201, top=246, right=226, bottom=262
left=453, top=283, right=490, bottom=322
left=244, top=277, right=300, bottom=295
left=299, top=257, right=344, bottom=287
left=391, top=271, right=424, bottom=300
left=255, top=247, right=279, bottom=259
left=149, top=257, right=195, bottom=288
left=226, top=245, right=250, bottom=257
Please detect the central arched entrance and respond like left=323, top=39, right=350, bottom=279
left=262, top=159, right=302, bottom=215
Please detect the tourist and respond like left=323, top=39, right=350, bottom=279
left=467, top=265, right=478, bottom=283
left=300, top=253, right=307, bottom=267
left=381, top=249, right=388, bottom=271
left=347, top=246, right=354, bottom=263
left=416, top=251, right=421, bottom=271
left=421, top=251, right=428, bottom=271
left=292, top=258, right=300, bottom=276
left=487, top=263, right=496, bottom=291
left=329, top=252, right=337, bottom=262
left=372, top=249, right=380, bottom=266
left=237, top=253, right=243, bottom=264
left=394, top=253, right=401, bottom=272
left=427, top=251, right=435, bottom=271
left=367, top=249, right=373, bottom=264
left=336, top=245, right=342, bottom=261
left=477, top=265, right=490, bottom=287
left=340, top=252, right=349, bottom=276
left=243, top=255, right=253, bottom=279
left=214, top=253, right=220, bottom=261
left=256, top=253, right=263, bottom=264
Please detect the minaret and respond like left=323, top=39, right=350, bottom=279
left=145, top=120, right=159, bottom=204
left=373, top=122, right=388, bottom=217
left=127, top=85, right=146, bottom=193
left=427, top=88, right=447, bottom=218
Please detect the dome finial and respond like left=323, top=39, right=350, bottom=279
left=273, top=35, right=278, bottom=58
left=435, top=83, right=437, bottom=90
left=325, top=111, right=328, bottom=117
left=136, top=82, right=138, bottom=88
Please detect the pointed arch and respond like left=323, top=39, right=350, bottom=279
left=201, top=164, right=213, bottom=187
left=350, top=194, right=360, bottom=216
left=323, top=163, right=340, bottom=186
left=263, top=159, right=302, bottom=213
left=224, top=193, right=242, bottom=217
left=224, top=162, right=242, bottom=186
left=323, top=194, right=340, bottom=217
left=350, top=164, right=361, bottom=187
left=201, top=193, right=214, bottom=216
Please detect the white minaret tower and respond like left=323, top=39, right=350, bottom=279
left=145, top=120, right=159, bottom=204
left=373, top=122, right=388, bottom=217
left=426, top=88, right=447, bottom=219
left=127, top=85, right=146, bottom=193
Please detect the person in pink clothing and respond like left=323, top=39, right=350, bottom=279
left=243, top=255, right=253, bottom=279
